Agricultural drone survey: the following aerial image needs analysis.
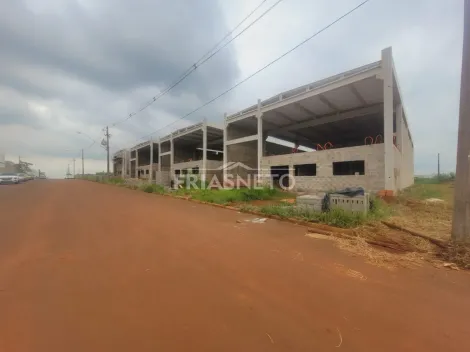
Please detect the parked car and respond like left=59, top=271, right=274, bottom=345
left=16, top=173, right=26, bottom=183
left=0, top=173, right=20, bottom=184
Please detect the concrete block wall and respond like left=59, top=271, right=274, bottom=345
left=226, top=141, right=258, bottom=181
left=206, top=160, right=223, bottom=184
left=265, top=141, right=293, bottom=156
left=260, top=144, right=385, bottom=192
left=393, top=146, right=401, bottom=190
left=173, top=160, right=202, bottom=172
left=137, top=163, right=159, bottom=180
left=227, top=124, right=256, bottom=140
left=401, top=130, right=414, bottom=189
left=156, top=171, right=171, bottom=186
left=172, top=159, right=223, bottom=185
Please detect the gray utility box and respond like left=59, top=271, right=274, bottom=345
left=296, top=195, right=324, bottom=212
left=330, top=193, right=370, bottom=214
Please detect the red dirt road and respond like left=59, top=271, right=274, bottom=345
left=1, top=180, right=469, bottom=352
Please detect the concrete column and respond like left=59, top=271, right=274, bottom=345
left=149, top=138, right=154, bottom=183
left=223, top=113, right=228, bottom=186
left=396, top=104, right=403, bottom=152
left=382, top=47, right=395, bottom=192
left=396, top=104, right=404, bottom=190
left=202, top=119, right=208, bottom=184
left=170, top=136, right=174, bottom=185
left=289, top=164, right=295, bottom=191
left=136, top=149, right=139, bottom=179
left=124, top=151, right=127, bottom=178
left=257, top=99, right=263, bottom=186
left=158, top=139, right=161, bottom=173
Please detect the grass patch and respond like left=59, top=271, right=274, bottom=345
left=239, top=197, right=391, bottom=229
left=172, top=187, right=286, bottom=204
left=399, top=184, right=443, bottom=200
left=106, top=177, right=126, bottom=185
left=243, top=204, right=365, bottom=228
left=139, top=183, right=167, bottom=194
left=415, top=173, right=455, bottom=185
left=398, top=182, right=454, bottom=203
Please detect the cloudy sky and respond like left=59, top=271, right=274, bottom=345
left=0, top=0, right=463, bottom=178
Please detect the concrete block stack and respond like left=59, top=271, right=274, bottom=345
left=330, top=193, right=370, bottom=214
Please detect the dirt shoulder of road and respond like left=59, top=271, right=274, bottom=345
left=96, top=179, right=466, bottom=271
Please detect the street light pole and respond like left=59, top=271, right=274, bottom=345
left=106, top=126, right=110, bottom=176
left=82, top=149, right=84, bottom=177
left=77, top=131, right=96, bottom=179
left=452, top=0, right=470, bottom=241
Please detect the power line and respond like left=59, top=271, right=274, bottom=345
left=118, top=0, right=371, bottom=148
left=110, top=0, right=283, bottom=128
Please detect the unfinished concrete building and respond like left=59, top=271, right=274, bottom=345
left=160, top=120, right=224, bottom=186
left=112, top=149, right=130, bottom=177
left=122, top=120, right=224, bottom=186
left=224, top=47, right=414, bottom=193
left=128, top=140, right=159, bottom=180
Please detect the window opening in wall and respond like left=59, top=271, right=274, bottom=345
left=182, top=169, right=188, bottom=175
left=294, top=164, right=317, bottom=176
left=175, top=169, right=181, bottom=175
left=192, top=167, right=199, bottom=174
left=333, top=160, right=365, bottom=176
left=270, top=166, right=289, bottom=189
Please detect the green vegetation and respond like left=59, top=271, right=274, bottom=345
left=83, top=175, right=396, bottom=229
left=399, top=184, right=443, bottom=200
left=240, top=197, right=391, bottom=229
left=106, top=177, right=126, bottom=185
left=139, top=183, right=166, bottom=194
left=174, top=187, right=286, bottom=204
left=414, top=172, right=455, bottom=185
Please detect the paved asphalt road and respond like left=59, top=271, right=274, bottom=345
left=0, top=180, right=469, bottom=351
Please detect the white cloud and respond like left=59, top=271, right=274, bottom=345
left=0, top=0, right=464, bottom=177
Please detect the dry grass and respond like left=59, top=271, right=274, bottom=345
left=389, top=201, right=453, bottom=242
left=335, top=236, right=426, bottom=270
left=438, top=242, right=470, bottom=270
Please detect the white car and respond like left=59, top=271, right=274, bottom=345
left=16, top=174, right=26, bottom=183
left=0, top=173, right=20, bottom=184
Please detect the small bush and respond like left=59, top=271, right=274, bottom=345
left=368, top=197, right=393, bottom=219
left=141, top=184, right=155, bottom=193
left=139, top=183, right=167, bottom=194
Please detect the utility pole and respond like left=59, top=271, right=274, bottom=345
left=150, top=137, right=154, bottom=183
left=102, top=126, right=110, bottom=176
left=438, top=153, right=440, bottom=182
left=82, top=149, right=84, bottom=177
left=106, top=126, right=110, bottom=175
left=452, top=0, right=470, bottom=242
